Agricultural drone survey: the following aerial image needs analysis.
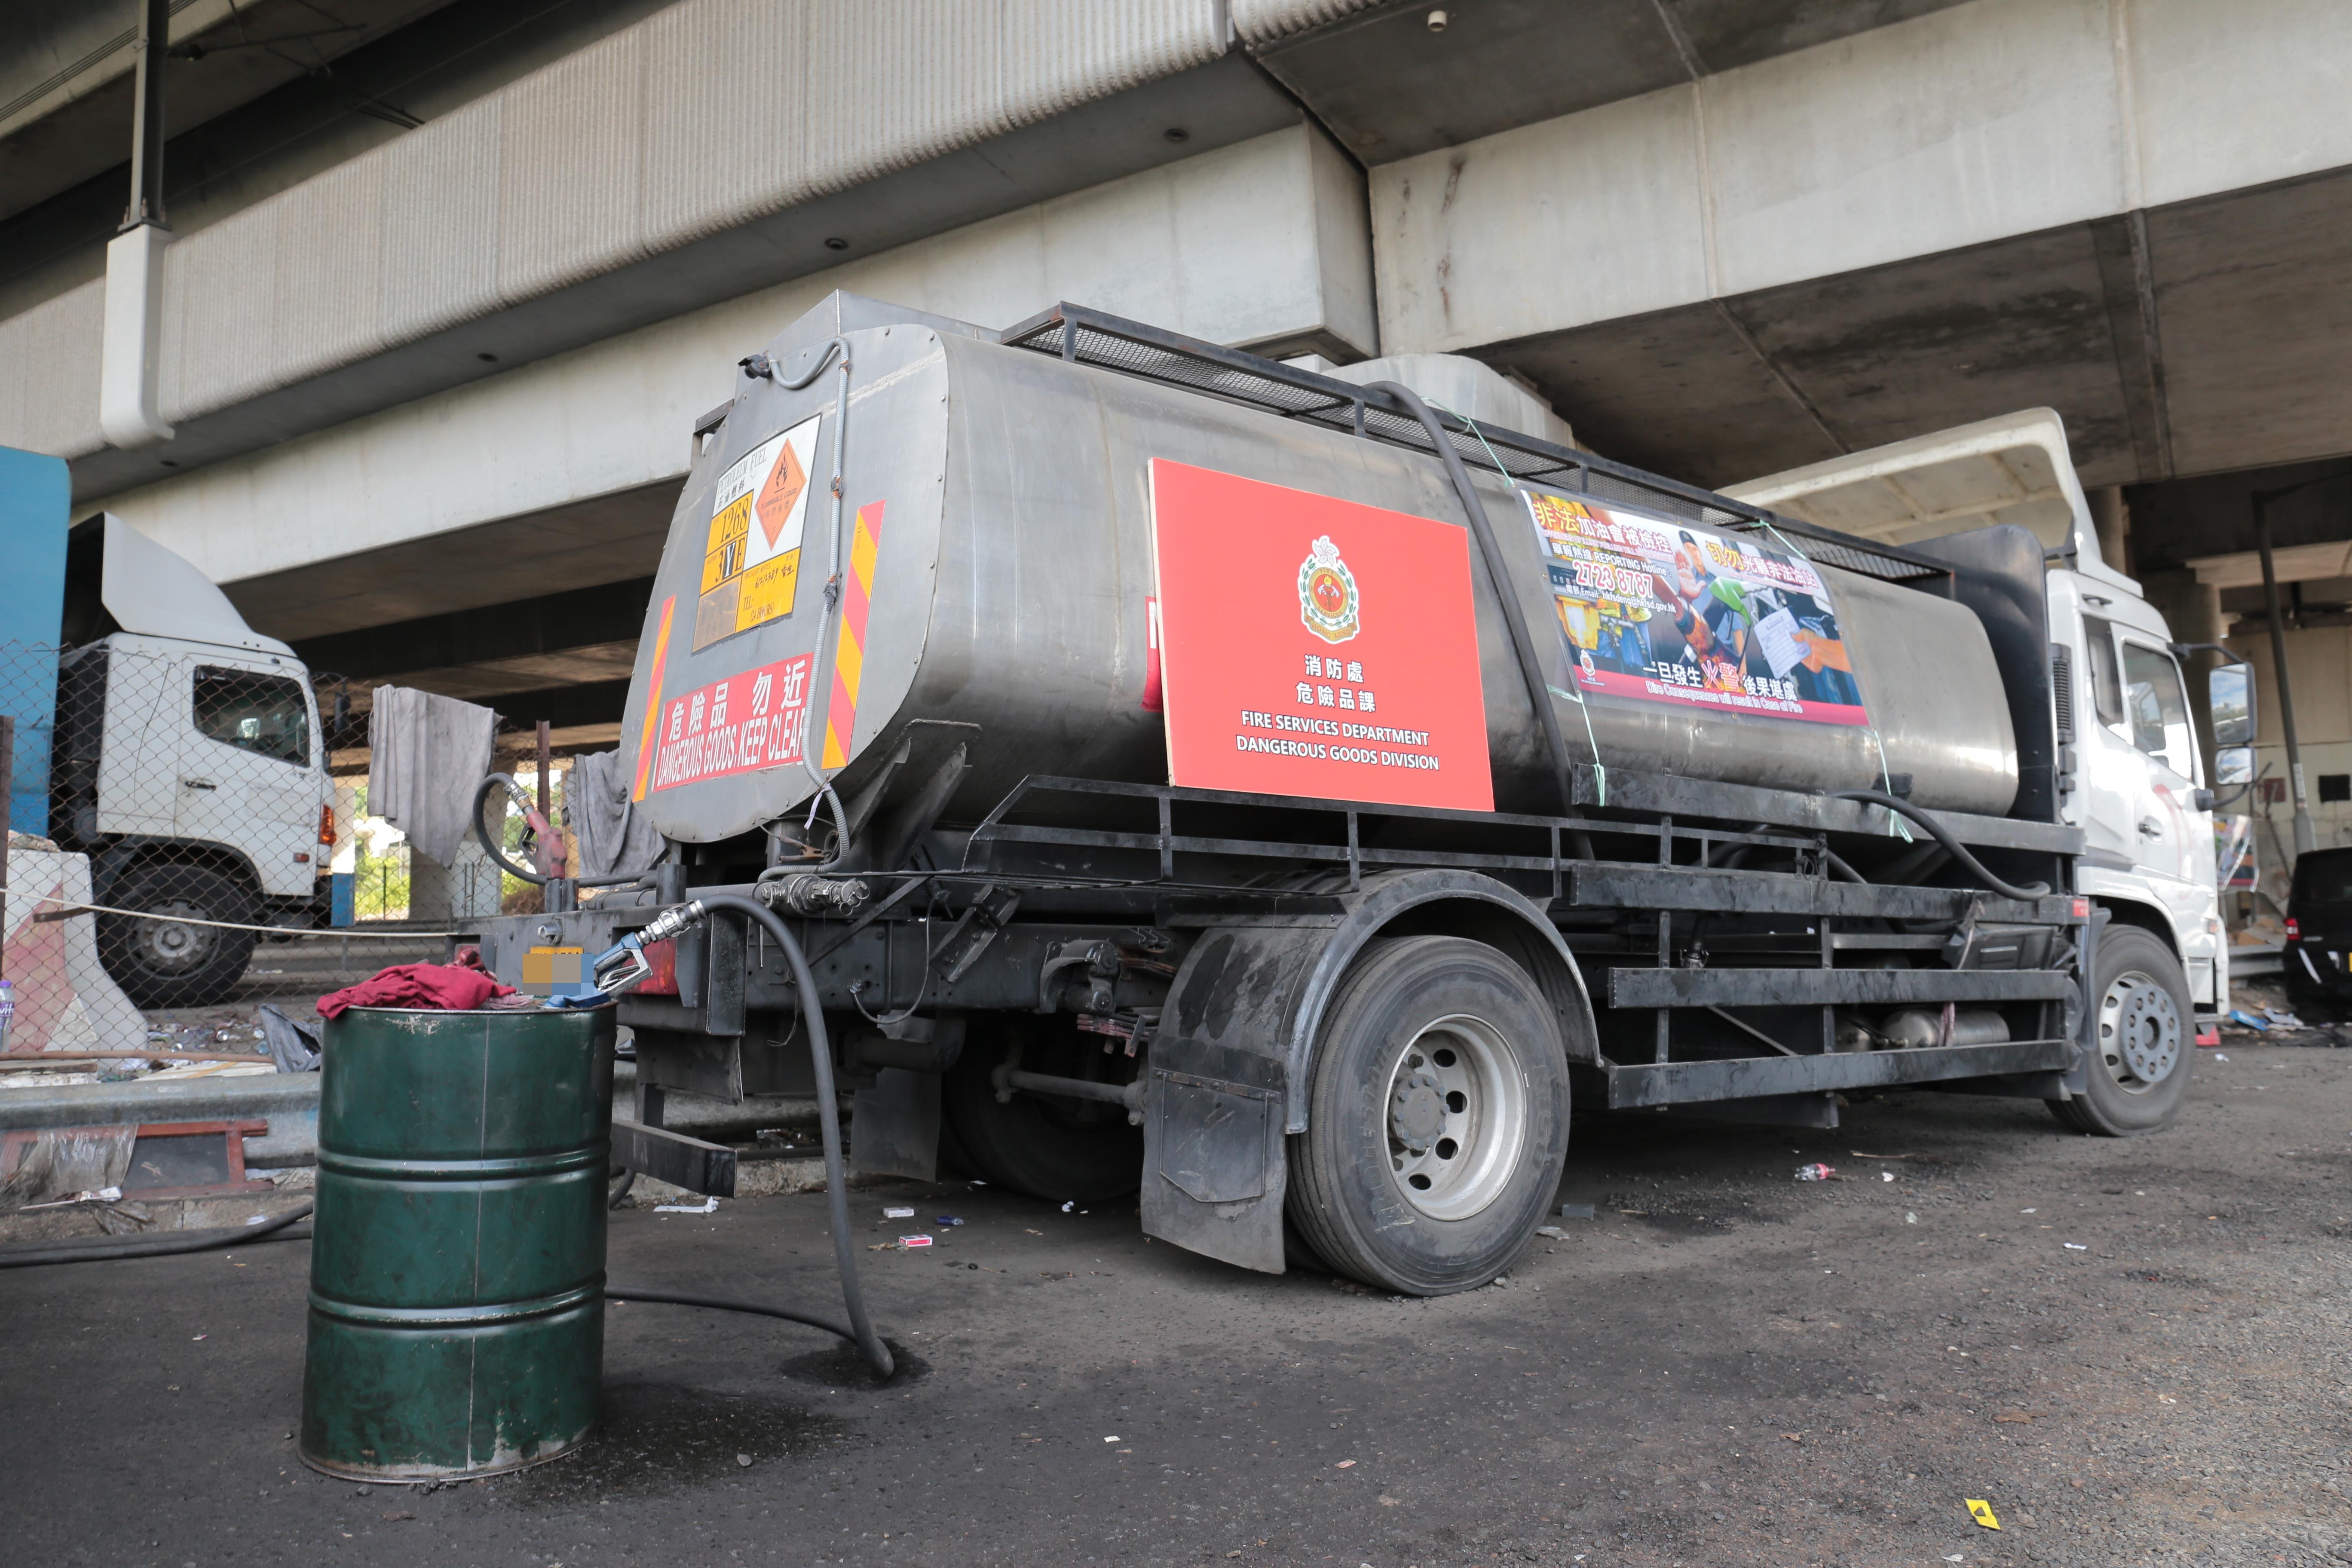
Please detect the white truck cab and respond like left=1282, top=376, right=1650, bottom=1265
left=1726, top=410, right=2228, bottom=1022
left=49, top=515, right=335, bottom=1008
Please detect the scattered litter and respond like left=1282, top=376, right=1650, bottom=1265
left=1850, top=1151, right=1916, bottom=1160
left=380, top=1510, right=414, bottom=1522
left=1993, top=1412, right=2032, bottom=1424
left=2021, top=1207, right=2036, bottom=1213
left=1535, top=1226, right=1568, bottom=1240
left=1026, top=1228, right=1042, bottom=1235
left=936, top=1216, right=965, bottom=1226
left=1795, top=1164, right=1835, bottom=1181
left=191, top=1334, right=207, bottom=1341
left=1104, top=1435, right=1120, bottom=1443
left=1966, top=1498, right=2001, bottom=1530
left=1557, top=1202, right=1595, bottom=1219
left=1335, top=1459, right=1356, bottom=1469
left=2064, top=1242, right=2088, bottom=1251
left=883, top=1206, right=916, bottom=1219
left=243, top=1213, right=270, bottom=1226
left=2213, top=1052, right=2229, bottom=1062
left=2226, top=1010, right=2269, bottom=1031
left=1061, top=1201, right=1075, bottom=1213
left=654, top=1197, right=720, bottom=1214
left=1906, top=1212, right=1918, bottom=1224
left=736, top=1453, right=753, bottom=1468
left=900, top=1234, right=934, bottom=1248
left=2263, top=1007, right=2303, bottom=1028
left=1880, top=1171, right=1895, bottom=1182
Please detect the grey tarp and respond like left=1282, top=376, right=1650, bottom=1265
left=366, top=686, right=496, bottom=867
left=567, top=749, right=665, bottom=879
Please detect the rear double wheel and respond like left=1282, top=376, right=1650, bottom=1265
left=1286, top=937, right=1570, bottom=1295
left=2051, top=925, right=2193, bottom=1136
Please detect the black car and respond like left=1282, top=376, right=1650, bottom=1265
left=2283, top=847, right=2352, bottom=1017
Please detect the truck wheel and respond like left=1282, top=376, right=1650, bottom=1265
left=2051, top=925, right=2192, bottom=1136
left=1286, top=936, right=1568, bottom=1295
left=943, top=1018, right=1142, bottom=1204
left=97, top=866, right=258, bottom=1009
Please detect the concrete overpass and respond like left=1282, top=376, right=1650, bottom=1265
left=2, top=0, right=2349, bottom=795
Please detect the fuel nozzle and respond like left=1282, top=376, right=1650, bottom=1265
left=551, top=901, right=712, bottom=1008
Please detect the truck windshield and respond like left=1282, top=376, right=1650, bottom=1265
left=2120, top=643, right=2194, bottom=779
left=194, top=667, right=312, bottom=767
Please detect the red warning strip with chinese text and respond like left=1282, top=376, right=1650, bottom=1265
left=644, top=654, right=816, bottom=793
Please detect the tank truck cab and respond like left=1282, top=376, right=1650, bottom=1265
left=1726, top=411, right=2236, bottom=1078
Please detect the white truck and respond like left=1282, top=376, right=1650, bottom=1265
left=47, top=514, right=336, bottom=1007
left=1724, top=407, right=2239, bottom=1067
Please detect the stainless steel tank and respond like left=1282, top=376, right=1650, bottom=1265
left=620, top=294, right=2018, bottom=843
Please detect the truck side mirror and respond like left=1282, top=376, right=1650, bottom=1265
left=2214, top=745, right=2255, bottom=785
left=2208, top=663, right=2254, bottom=747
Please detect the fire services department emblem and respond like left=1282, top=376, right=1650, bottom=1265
left=1298, top=535, right=1360, bottom=644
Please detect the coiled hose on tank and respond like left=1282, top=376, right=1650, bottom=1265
left=1826, top=788, right=2049, bottom=902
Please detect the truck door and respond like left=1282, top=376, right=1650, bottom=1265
left=2083, top=619, right=2221, bottom=999
left=179, top=661, right=326, bottom=899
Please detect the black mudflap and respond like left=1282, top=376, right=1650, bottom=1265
left=1140, top=1037, right=1289, bottom=1274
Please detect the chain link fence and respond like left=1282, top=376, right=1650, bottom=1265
left=2, top=639, right=578, bottom=1052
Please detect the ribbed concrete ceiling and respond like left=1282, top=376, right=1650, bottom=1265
left=1249, top=0, right=1976, bottom=163
left=1479, top=165, right=2352, bottom=496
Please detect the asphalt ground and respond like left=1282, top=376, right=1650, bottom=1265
left=4, top=1043, right=2348, bottom=1568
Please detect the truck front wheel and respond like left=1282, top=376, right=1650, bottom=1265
left=97, top=865, right=258, bottom=1009
left=2051, top=925, right=2192, bottom=1136
left=1286, top=936, right=1569, bottom=1295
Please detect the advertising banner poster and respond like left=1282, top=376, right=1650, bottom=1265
left=1149, top=460, right=1493, bottom=812
left=1525, top=490, right=1869, bottom=727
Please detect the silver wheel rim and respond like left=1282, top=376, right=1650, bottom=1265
left=2097, top=968, right=2181, bottom=1093
left=1384, top=1014, right=1527, bottom=1221
left=133, top=898, right=216, bottom=975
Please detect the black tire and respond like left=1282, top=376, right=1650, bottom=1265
left=943, top=1017, right=1142, bottom=1204
left=96, top=865, right=259, bottom=1009
left=1286, top=936, right=1569, bottom=1295
left=2050, top=925, right=2192, bottom=1136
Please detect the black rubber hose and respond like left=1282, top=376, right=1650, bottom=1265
left=1367, top=381, right=1581, bottom=817
left=695, top=893, right=894, bottom=1380
left=0, top=1201, right=313, bottom=1270
left=1826, top=789, right=2049, bottom=900
left=603, top=1285, right=856, bottom=1345
left=470, top=773, right=647, bottom=889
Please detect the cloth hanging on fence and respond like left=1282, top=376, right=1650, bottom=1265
left=366, top=686, right=496, bottom=867
left=567, top=748, right=664, bottom=879
left=317, top=961, right=514, bottom=1020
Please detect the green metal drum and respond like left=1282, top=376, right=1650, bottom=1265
left=300, top=1003, right=615, bottom=1480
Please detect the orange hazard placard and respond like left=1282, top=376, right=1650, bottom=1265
left=1149, top=459, right=1492, bottom=812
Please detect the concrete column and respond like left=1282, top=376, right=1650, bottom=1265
left=2088, top=487, right=2131, bottom=579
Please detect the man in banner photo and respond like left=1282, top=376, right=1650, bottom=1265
left=1525, top=491, right=1869, bottom=727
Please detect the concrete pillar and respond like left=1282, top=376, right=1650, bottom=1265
left=2088, top=487, right=2132, bottom=578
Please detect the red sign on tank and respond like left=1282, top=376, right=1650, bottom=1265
left=1148, top=459, right=1493, bottom=812
left=645, top=654, right=815, bottom=793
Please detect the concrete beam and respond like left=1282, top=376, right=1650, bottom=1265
left=98, top=125, right=1379, bottom=625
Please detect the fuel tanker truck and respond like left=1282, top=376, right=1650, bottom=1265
left=472, top=294, right=2241, bottom=1296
